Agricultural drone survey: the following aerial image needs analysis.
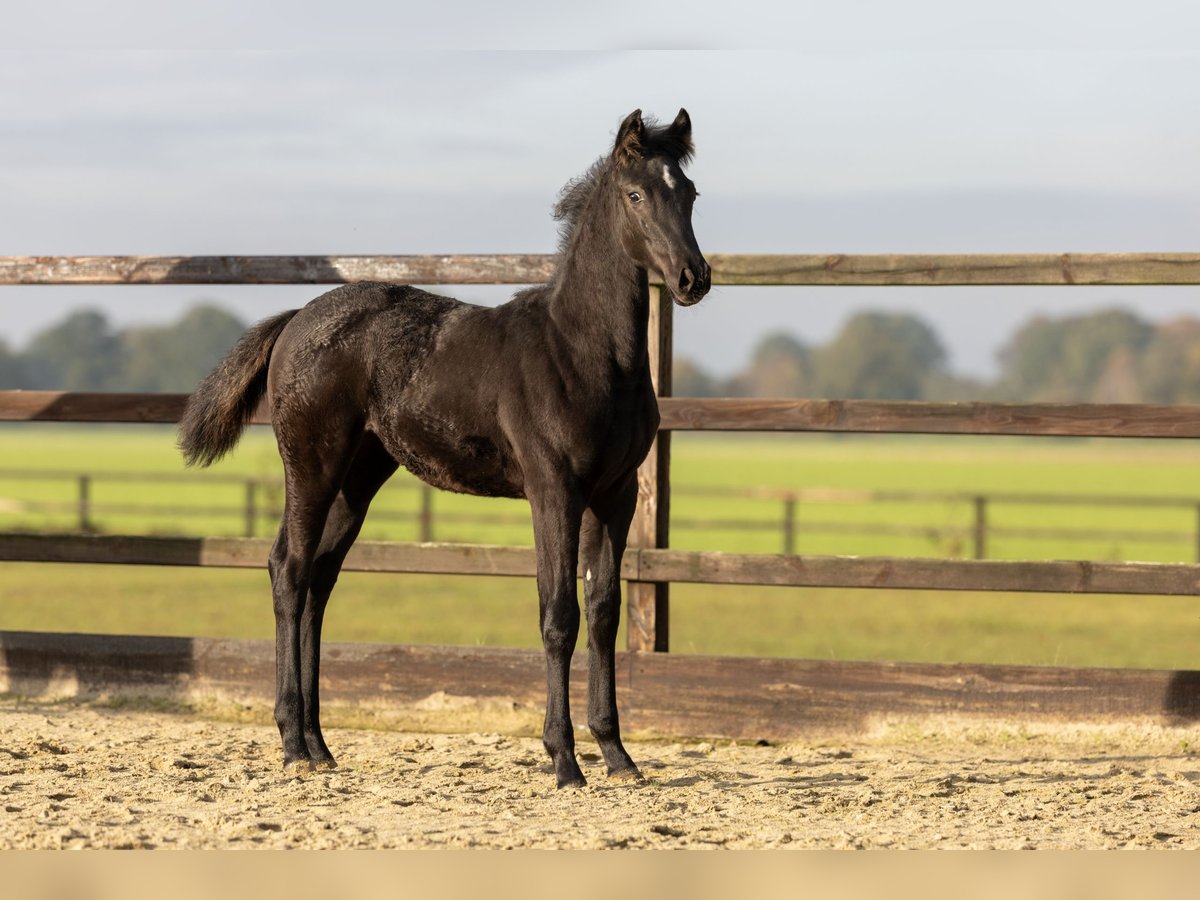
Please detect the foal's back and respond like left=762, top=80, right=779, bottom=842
left=268, top=282, right=462, bottom=400
left=267, top=281, right=539, bottom=499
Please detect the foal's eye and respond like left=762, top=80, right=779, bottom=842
left=627, top=191, right=642, bottom=203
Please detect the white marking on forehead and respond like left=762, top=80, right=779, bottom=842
left=662, top=163, right=676, bottom=189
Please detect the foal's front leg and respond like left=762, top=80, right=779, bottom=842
left=529, top=481, right=586, bottom=789
left=580, top=480, right=641, bottom=780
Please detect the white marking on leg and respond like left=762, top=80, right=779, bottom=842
left=662, top=164, right=676, bottom=189
left=585, top=569, right=592, bottom=581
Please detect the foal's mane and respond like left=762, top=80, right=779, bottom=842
left=551, top=115, right=694, bottom=255
left=551, top=156, right=610, bottom=255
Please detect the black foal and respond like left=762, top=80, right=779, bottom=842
left=180, top=108, right=710, bottom=788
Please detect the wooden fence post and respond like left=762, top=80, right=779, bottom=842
left=77, top=474, right=92, bottom=533
left=782, top=495, right=797, bottom=555
left=1195, top=503, right=1200, bottom=563
left=244, top=480, right=257, bottom=538
left=628, top=285, right=671, bottom=653
left=973, top=496, right=988, bottom=560
left=419, top=484, right=434, bottom=543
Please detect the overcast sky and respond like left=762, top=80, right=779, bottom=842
left=2, top=5, right=1198, bottom=378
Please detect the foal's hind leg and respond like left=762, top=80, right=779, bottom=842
left=580, top=478, right=640, bottom=780
left=299, top=433, right=398, bottom=768
left=269, top=424, right=362, bottom=771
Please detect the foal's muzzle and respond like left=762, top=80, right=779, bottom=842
left=673, top=259, right=711, bottom=306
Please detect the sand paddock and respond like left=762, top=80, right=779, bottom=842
left=2, top=697, right=1200, bottom=849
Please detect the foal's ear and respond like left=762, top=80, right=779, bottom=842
left=666, top=107, right=694, bottom=160
left=670, top=108, right=692, bottom=137
left=613, top=109, right=644, bottom=165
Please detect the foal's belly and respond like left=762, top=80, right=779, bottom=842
left=385, top=431, right=525, bottom=500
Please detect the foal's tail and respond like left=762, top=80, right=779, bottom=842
left=178, top=309, right=299, bottom=467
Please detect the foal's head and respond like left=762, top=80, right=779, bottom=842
left=611, top=108, right=711, bottom=306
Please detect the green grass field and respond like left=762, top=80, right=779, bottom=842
left=2, top=424, right=1200, bottom=669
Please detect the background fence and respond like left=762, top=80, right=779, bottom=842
left=4, top=466, right=1200, bottom=561
left=3, top=253, right=1200, bottom=736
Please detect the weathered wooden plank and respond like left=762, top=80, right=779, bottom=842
left=657, top=397, right=1200, bottom=438
left=4, top=253, right=1199, bottom=287
left=0, top=391, right=191, bottom=423
left=0, top=533, right=246, bottom=567
left=706, top=252, right=1200, bottom=286
left=0, top=255, right=557, bottom=286
left=6, top=533, right=1200, bottom=596
left=340, top=541, right=539, bottom=577
left=622, top=653, right=1200, bottom=736
left=2, top=631, right=1197, bottom=739
left=0, top=631, right=548, bottom=707
left=628, top=286, right=672, bottom=653
left=7, top=391, right=1200, bottom=439
left=636, top=549, right=1200, bottom=595
left=0, top=533, right=542, bottom=577
left=0, top=391, right=270, bottom=424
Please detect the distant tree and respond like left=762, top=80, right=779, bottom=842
left=996, top=308, right=1153, bottom=401
left=15, top=303, right=247, bottom=391
left=0, top=339, right=30, bottom=388
left=726, top=331, right=813, bottom=397
left=119, top=303, right=247, bottom=391
left=994, top=314, right=1058, bottom=398
left=1091, top=345, right=1142, bottom=403
left=751, top=333, right=809, bottom=366
left=814, top=312, right=946, bottom=400
left=1138, top=317, right=1200, bottom=404
left=22, top=309, right=121, bottom=389
left=673, top=356, right=721, bottom=396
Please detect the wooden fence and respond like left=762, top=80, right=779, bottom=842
left=5, top=467, right=1200, bottom=560
left=3, top=253, right=1200, bottom=736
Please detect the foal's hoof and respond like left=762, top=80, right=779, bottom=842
left=608, top=766, right=644, bottom=783
left=283, top=758, right=317, bottom=774
left=556, top=772, right=588, bottom=790
left=311, top=758, right=338, bottom=771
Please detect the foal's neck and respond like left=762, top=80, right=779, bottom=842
left=549, top=182, right=650, bottom=379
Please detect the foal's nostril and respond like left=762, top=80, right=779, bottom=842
left=679, top=267, right=695, bottom=294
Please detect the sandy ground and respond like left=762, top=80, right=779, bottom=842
left=3, top=698, right=1200, bottom=849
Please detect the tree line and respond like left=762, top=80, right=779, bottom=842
left=0, top=305, right=246, bottom=392
left=2, top=302, right=1199, bottom=403
left=677, top=308, right=1200, bottom=403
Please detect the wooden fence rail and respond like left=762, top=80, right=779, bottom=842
left=5, top=533, right=1200, bottom=596
left=6, top=391, right=1200, bottom=438
left=4, top=253, right=1200, bottom=286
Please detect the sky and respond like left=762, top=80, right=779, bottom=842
left=2, top=4, right=1198, bottom=379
